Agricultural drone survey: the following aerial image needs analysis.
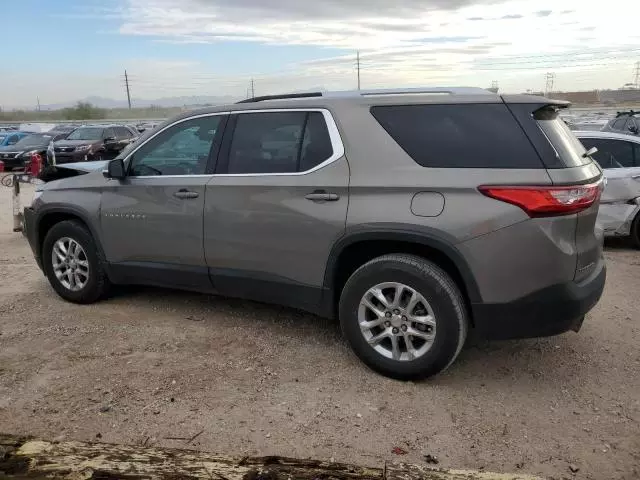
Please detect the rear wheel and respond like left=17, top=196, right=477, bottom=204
left=339, top=254, right=468, bottom=380
left=42, top=220, right=110, bottom=303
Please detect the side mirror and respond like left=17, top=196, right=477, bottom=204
left=628, top=125, right=638, bottom=134
left=103, top=158, right=126, bottom=179
left=103, top=136, right=116, bottom=143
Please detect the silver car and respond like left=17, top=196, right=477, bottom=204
left=575, top=130, right=640, bottom=247
left=23, top=88, right=606, bottom=379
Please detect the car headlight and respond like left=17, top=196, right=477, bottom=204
left=75, top=145, right=91, bottom=152
left=20, top=150, right=39, bottom=158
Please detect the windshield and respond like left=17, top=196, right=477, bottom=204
left=66, top=127, right=103, bottom=141
left=15, top=134, right=53, bottom=148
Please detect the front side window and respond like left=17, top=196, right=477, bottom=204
left=129, top=116, right=221, bottom=176
left=625, top=118, right=639, bottom=134
left=226, top=111, right=334, bottom=174
left=579, top=138, right=634, bottom=169
left=7, top=135, right=20, bottom=145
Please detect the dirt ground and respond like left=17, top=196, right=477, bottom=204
left=0, top=182, right=638, bottom=480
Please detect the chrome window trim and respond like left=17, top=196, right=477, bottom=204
left=126, top=108, right=345, bottom=179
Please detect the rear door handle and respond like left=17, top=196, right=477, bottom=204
left=305, top=191, right=340, bottom=202
left=173, top=189, right=199, bottom=199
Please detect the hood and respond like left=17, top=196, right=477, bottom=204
left=55, top=139, right=100, bottom=147
left=38, top=160, right=109, bottom=184
left=55, top=160, right=109, bottom=173
left=0, top=144, right=24, bottom=153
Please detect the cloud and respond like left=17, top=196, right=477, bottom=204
left=536, top=10, right=553, bottom=17
left=501, top=14, right=523, bottom=19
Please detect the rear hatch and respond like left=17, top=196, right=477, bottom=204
left=505, top=99, right=603, bottom=282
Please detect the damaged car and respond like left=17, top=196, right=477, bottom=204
left=576, top=131, right=640, bottom=247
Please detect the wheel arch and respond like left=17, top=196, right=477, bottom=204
left=323, top=227, right=481, bottom=320
left=36, top=206, right=104, bottom=261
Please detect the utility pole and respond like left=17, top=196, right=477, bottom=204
left=124, top=70, right=132, bottom=109
left=250, top=78, right=255, bottom=98
left=544, top=72, right=555, bottom=96
left=356, top=51, right=361, bottom=90
left=634, top=61, right=640, bottom=90
left=36, top=97, right=41, bottom=112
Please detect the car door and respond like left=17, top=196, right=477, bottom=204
left=100, top=113, right=227, bottom=291
left=579, top=136, right=640, bottom=233
left=204, top=109, right=349, bottom=312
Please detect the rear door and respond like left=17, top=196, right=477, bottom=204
left=100, top=114, right=226, bottom=290
left=203, top=109, right=349, bottom=311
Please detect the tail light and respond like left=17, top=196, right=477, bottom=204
left=478, top=181, right=602, bottom=217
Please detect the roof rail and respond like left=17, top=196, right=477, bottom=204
left=237, top=92, right=323, bottom=103
left=237, top=87, right=494, bottom=103
left=615, top=110, right=638, bottom=118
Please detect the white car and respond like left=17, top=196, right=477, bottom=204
left=575, top=131, right=640, bottom=247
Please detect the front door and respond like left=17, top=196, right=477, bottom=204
left=204, top=109, right=349, bottom=312
left=100, top=114, right=226, bottom=290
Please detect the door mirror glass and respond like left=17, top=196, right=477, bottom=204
left=104, top=158, right=126, bottom=179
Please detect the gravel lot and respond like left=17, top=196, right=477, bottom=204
left=0, top=182, right=638, bottom=480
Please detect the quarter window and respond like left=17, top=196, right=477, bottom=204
left=129, top=116, right=222, bottom=176
left=579, top=138, right=635, bottom=169
left=371, top=104, right=543, bottom=168
left=226, top=111, right=334, bottom=174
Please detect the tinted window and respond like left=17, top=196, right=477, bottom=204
left=579, top=138, right=635, bottom=169
left=7, top=135, right=20, bottom=145
left=103, top=128, right=116, bottom=140
left=370, top=104, right=542, bottom=168
left=114, top=127, right=129, bottom=138
left=612, top=117, right=627, bottom=130
left=129, top=116, right=221, bottom=176
left=227, top=111, right=333, bottom=174
left=625, top=118, right=639, bottom=133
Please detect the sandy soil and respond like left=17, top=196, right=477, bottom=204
left=0, top=181, right=638, bottom=479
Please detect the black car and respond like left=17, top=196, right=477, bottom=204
left=602, top=111, right=640, bottom=136
left=0, top=132, right=68, bottom=170
left=53, top=125, right=138, bottom=163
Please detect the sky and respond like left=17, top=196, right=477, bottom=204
left=2, top=0, right=640, bottom=108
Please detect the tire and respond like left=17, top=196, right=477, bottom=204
left=339, top=254, right=468, bottom=380
left=42, top=220, right=110, bottom=304
left=631, top=212, right=640, bottom=249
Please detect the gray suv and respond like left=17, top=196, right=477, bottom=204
left=23, top=88, right=606, bottom=379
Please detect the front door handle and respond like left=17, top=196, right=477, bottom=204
left=305, top=191, right=340, bottom=202
left=173, top=189, right=199, bottom=199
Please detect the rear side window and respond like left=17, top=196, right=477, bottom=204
left=370, top=104, right=542, bottom=168
left=611, top=117, right=627, bottom=130
left=535, top=107, right=590, bottom=167
left=227, top=111, right=334, bottom=174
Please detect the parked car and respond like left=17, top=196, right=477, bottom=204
left=0, top=131, right=28, bottom=147
left=602, top=111, right=640, bottom=136
left=575, top=130, right=640, bottom=247
left=0, top=132, right=68, bottom=170
left=23, top=88, right=605, bottom=379
left=52, top=125, right=137, bottom=163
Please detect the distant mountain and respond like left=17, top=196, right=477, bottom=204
left=32, top=95, right=239, bottom=111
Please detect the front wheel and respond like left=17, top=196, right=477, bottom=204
left=339, top=254, right=468, bottom=380
left=42, top=220, right=110, bottom=303
left=631, top=212, right=640, bottom=249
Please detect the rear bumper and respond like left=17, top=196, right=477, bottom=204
left=472, top=260, right=606, bottom=340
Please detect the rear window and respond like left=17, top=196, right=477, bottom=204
left=535, top=107, right=590, bottom=167
left=370, top=104, right=543, bottom=168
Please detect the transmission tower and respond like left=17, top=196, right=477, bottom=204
left=544, top=72, right=555, bottom=96
left=634, top=61, right=640, bottom=90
